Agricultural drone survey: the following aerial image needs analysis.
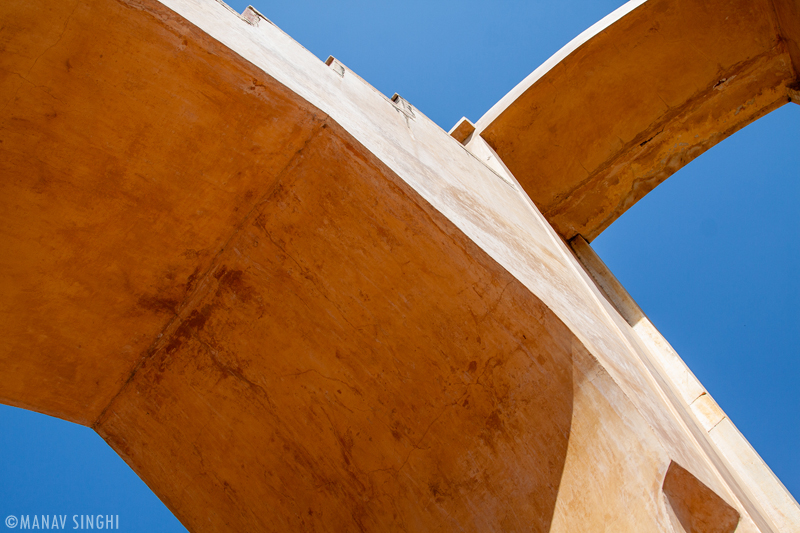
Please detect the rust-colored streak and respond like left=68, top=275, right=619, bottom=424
left=0, top=0, right=322, bottom=423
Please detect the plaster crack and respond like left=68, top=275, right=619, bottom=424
left=25, top=1, right=78, bottom=77
left=260, top=226, right=360, bottom=333
left=193, top=331, right=276, bottom=410
left=479, top=281, right=513, bottom=323
left=281, top=368, right=362, bottom=396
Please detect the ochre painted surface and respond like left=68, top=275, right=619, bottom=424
left=479, top=0, right=797, bottom=240
left=0, top=0, right=323, bottom=423
left=772, top=0, right=800, bottom=76
left=97, top=122, right=582, bottom=532
left=2, top=0, right=796, bottom=531
left=93, top=114, right=708, bottom=533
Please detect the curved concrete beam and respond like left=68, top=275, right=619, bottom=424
left=476, top=0, right=799, bottom=241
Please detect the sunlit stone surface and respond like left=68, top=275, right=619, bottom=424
left=1, top=0, right=798, bottom=531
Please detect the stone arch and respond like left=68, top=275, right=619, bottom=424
left=474, top=0, right=800, bottom=241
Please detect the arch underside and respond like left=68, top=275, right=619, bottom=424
left=2, top=0, right=798, bottom=531
left=476, top=0, right=800, bottom=241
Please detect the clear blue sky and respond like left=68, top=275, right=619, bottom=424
left=2, top=1, right=797, bottom=530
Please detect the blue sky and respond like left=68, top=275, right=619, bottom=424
left=2, top=1, right=797, bottom=530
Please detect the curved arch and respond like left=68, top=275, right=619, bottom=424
left=475, top=0, right=800, bottom=241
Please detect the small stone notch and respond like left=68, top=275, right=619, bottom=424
left=449, top=117, right=476, bottom=144
left=325, top=56, right=345, bottom=78
left=241, top=6, right=274, bottom=27
left=391, top=93, right=416, bottom=121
